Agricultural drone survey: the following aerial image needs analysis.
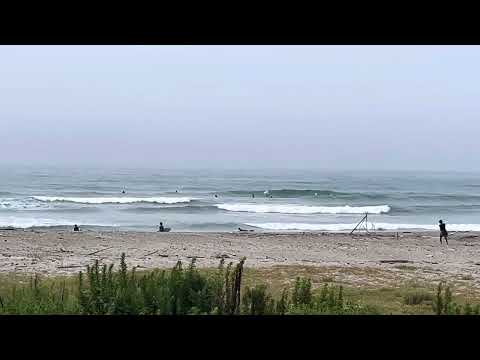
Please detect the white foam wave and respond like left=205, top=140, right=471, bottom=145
left=1, top=199, right=50, bottom=210
left=245, top=222, right=480, bottom=231
left=217, top=203, right=390, bottom=214
left=33, top=196, right=195, bottom=205
left=0, top=217, right=116, bottom=229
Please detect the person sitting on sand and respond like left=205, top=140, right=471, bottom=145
left=73, top=224, right=80, bottom=232
left=439, top=220, right=448, bottom=245
left=159, top=222, right=165, bottom=232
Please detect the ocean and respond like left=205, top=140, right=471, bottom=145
left=1, top=166, right=480, bottom=232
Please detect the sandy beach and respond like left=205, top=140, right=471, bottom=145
left=1, top=229, right=480, bottom=292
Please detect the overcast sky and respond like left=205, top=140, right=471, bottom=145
left=1, top=45, right=479, bottom=171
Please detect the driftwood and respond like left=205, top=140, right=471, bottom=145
left=187, top=256, right=205, bottom=259
left=214, top=253, right=235, bottom=259
left=158, top=254, right=169, bottom=257
left=57, top=265, right=85, bottom=269
left=380, top=260, right=413, bottom=264
left=143, top=250, right=159, bottom=257
left=86, top=246, right=114, bottom=256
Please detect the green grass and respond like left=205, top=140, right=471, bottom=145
left=0, top=255, right=479, bottom=315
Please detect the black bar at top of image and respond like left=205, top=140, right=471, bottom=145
left=1, top=9, right=480, bottom=45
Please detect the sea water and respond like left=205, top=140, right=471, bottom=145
left=1, top=166, right=480, bottom=232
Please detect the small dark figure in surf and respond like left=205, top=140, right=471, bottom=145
left=439, top=220, right=448, bottom=245
left=159, top=222, right=165, bottom=232
left=214, top=194, right=218, bottom=198
left=175, top=190, right=178, bottom=193
left=122, top=190, right=126, bottom=194
left=73, top=224, right=80, bottom=232
left=252, top=193, right=255, bottom=198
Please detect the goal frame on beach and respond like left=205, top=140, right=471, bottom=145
left=350, top=213, right=374, bottom=234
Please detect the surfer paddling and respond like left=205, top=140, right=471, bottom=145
left=439, top=220, right=448, bottom=245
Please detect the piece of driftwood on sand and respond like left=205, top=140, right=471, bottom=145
left=86, top=246, right=114, bottom=256
left=379, top=260, right=413, bottom=264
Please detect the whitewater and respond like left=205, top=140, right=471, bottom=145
left=216, top=203, right=391, bottom=214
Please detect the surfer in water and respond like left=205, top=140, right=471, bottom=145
left=439, top=220, right=448, bottom=245
left=73, top=224, right=80, bottom=232
left=252, top=193, right=255, bottom=198
left=122, top=190, right=126, bottom=194
left=159, top=222, right=165, bottom=232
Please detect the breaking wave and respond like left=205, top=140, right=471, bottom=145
left=33, top=196, right=196, bottom=205
left=217, top=203, right=391, bottom=214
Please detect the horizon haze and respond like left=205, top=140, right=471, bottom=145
left=1, top=45, right=479, bottom=171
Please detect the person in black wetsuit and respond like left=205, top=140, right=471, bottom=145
left=73, top=224, right=80, bottom=232
left=439, top=220, right=448, bottom=245
left=159, top=222, right=165, bottom=232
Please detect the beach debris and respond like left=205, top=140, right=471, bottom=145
left=215, top=253, right=232, bottom=259
left=187, top=256, right=205, bottom=259
left=57, top=265, right=85, bottom=269
left=379, top=260, right=413, bottom=264
left=86, top=246, right=114, bottom=256
left=158, top=254, right=169, bottom=257
left=143, top=249, right=159, bottom=258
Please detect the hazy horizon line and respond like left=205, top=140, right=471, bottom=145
left=1, top=163, right=480, bottom=175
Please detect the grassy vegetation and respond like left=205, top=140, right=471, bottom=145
left=0, top=254, right=479, bottom=315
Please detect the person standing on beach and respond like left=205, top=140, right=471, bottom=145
left=439, top=220, right=448, bottom=245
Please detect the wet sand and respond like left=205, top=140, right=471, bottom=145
left=1, top=229, right=480, bottom=288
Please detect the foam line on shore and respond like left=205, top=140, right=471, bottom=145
left=245, top=222, right=480, bottom=231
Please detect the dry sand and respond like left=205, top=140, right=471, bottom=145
left=1, top=229, right=480, bottom=291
